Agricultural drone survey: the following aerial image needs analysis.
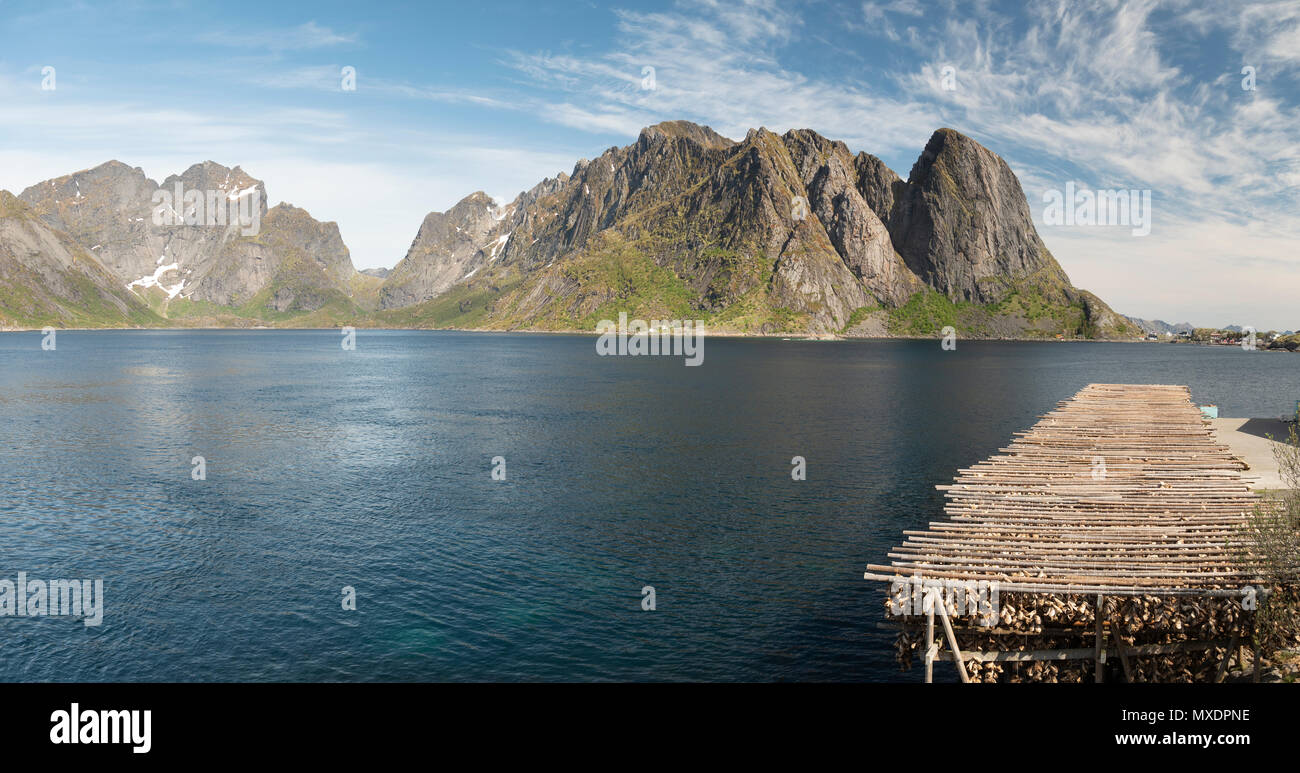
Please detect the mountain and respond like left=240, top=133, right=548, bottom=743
left=14, top=161, right=369, bottom=326
left=1124, top=316, right=1195, bottom=335
left=0, top=123, right=1133, bottom=338
left=19, top=161, right=264, bottom=302
left=376, top=122, right=1133, bottom=338
left=0, top=191, right=161, bottom=328
left=379, top=190, right=516, bottom=309
left=890, top=129, right=1061, bottom=304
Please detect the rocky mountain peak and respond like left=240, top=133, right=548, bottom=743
left=781, top=128, right=854, bottom=186
left=14, top=160, right=361, bottom=315
left=640, top=120, right=733, bottom=150
left=164, top=161, right=268, bottom=219
left=0, top=189, right=28, bottom=215
left=852, top=153, right=904, bottom=224
left=378, top=189, right=508, bottom=309
left=889, top=127, right=1067, bottom=305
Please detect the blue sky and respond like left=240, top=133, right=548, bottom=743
left=1, top=0, right=1297, bottom=328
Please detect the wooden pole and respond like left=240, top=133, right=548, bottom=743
left=1215, top=631, right=1240, bottom=683
left=1111, top=627, right=1134, bottom=683
left=1094, top=594, right=1105, bottom=683
left=924, top=592, right=935, bottom=684
left=935, top=638, right=1232, bottom=662
left=1253, top=638, right=1262, bottom=683
left=933, top=591, right=971, bottom=683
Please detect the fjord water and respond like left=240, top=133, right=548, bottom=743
left=1, top=331, right=1296, bottom=682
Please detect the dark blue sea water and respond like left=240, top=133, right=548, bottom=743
left=0, top=330, right=1296, bottom=681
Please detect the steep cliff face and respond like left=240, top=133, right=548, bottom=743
left=147, top=162, right=270, bottom=302
left=18, top=161, right=159, bottom=282
left=197, top=203, right=358, bottom=312
left=853, top=152, right=906, bottom=225
left=888, top=128, right=1070, bottom=305
left=379, top=191, right=507, bottom=309
left=781, top=129, right=921, bottom=307
left=0, top=191, right=160, bottom=327
left=733, top=127, right=874, bottom=329
left=379, top=121, right=1129, bottom=337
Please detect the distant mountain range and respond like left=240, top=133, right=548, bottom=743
left=1122, top=316, right=1196, bottom=335
left=0, top=121, right=1135, bottom=338
left=1120, top=318, right=1295, bottom=335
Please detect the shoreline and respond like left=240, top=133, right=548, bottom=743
left=0, top=324, right=1152, bottom=343
left=1, top=325, right=1296, bottom=348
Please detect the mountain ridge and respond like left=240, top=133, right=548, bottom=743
left=376, top=121, right=1133, bottom=338
left=1123, top=316, right=1196, bottom=335
left=9, top=160, right=374, bottom=327
left=2, top=121, right=1135, bottom=338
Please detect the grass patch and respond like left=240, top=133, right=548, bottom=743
left=375, top=273, right=526, bottom=328
left=886, top=288, right=963, bottom=335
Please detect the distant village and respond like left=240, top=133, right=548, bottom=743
left=1140, top=327, right=1300, bottom=350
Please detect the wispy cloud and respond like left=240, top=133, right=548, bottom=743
left=505, top=1, right=939, bottom=152
left=199, top=21, right=357, bottom=52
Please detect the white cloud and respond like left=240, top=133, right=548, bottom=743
left=506, top=2, right=940, bottom=154
left=199, top=21, right=357, bottom=52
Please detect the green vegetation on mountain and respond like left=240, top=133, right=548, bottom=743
left=375, top=273, right=525, bottom=329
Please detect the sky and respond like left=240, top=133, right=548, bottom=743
left=0, top=0, right=1297, bottom=329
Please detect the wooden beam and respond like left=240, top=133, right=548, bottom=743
left=1215, top=631, right=1240, bottom=683
left=936, top=639, right=1232, bottom=663
left=933, top=591, right=970, bottom=684
left=924, top=594, right=935, bottom=684
left=1095, top=594, right=1105, bottom=683
left=1111, top=627, right=1134, bottom=683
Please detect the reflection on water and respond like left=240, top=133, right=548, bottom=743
left=0, top=330, right=1295, bottom=681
